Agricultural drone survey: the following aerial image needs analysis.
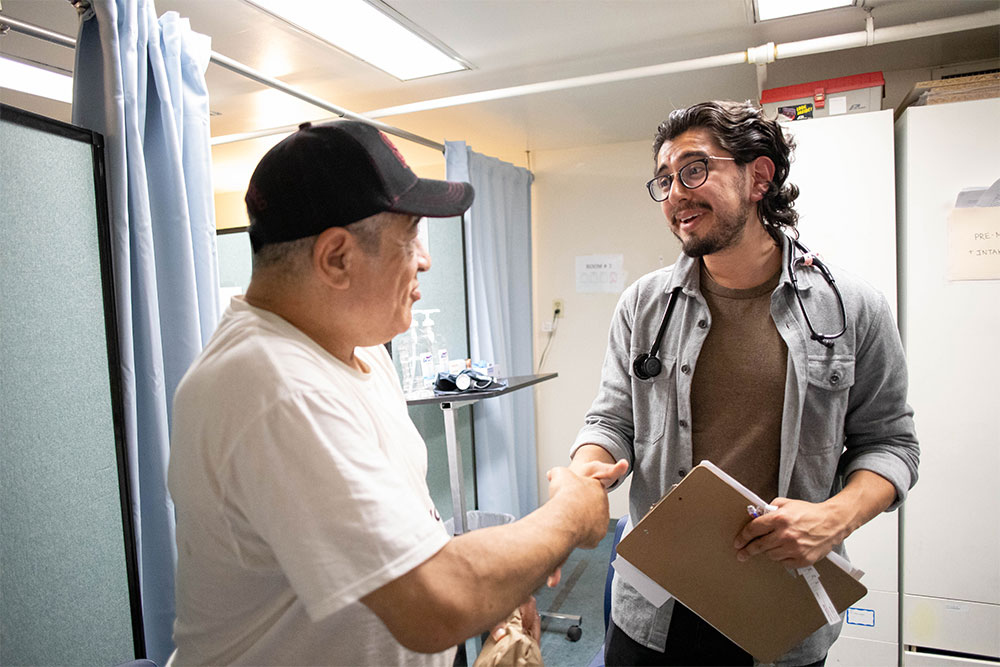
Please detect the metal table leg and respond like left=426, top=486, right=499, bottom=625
left=441, top=401, right=477, bottom=535
left=441, top=400, right=480, bottom=660
left=440, top=401, right=470, bottom=535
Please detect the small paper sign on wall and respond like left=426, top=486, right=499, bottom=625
left=947, top=207, right=1000, bottom=281
left=576, top=254, right=626, bottom=294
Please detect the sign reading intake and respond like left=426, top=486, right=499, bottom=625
left=947, top=207, right=1000, bottom=281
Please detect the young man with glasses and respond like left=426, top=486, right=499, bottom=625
left=570, top=101, right=919, bottom=666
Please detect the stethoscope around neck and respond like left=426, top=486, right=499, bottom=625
left=632, top=286, right=683, bottom=380
left=631, top=236, right=848, bottom=381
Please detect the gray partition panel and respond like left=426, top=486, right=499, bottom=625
left=0, top=107, right=140, bottom=664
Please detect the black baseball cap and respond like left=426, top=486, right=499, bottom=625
left=245, top=120, right=474, bottom=251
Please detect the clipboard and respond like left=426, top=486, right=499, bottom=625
left=614, top=461, right=867, bottom=664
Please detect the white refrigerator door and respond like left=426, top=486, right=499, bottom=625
left=782, top=109, right=901, bottom=665
left=896, top=98, right=1000, bottom=660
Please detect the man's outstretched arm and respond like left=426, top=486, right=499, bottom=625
left=362, top=465, right=612, bottom=653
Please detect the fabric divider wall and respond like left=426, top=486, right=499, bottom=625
left=0, top=105, right=142, bottom=664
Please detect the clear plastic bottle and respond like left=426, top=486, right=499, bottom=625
left=414, top=309, right=448, bottom=389
left=431, top=323, right=449, bottom=376
left=396, top=323, right=421, bottom=397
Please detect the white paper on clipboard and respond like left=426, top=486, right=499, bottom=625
left=612, top=554, right=674, bottom=608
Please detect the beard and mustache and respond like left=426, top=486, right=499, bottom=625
left=669, top=167, right=757, bottom=258
left=671, top=197, right=756, bottom=258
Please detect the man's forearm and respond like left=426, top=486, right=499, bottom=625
left=362, top=468, right=607, bottom=653
left=825, top=469, right=897, bottom=540
left=427, top=497, right=594, bottom=635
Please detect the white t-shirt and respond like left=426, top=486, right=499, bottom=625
left=167, top=297, right=453, bottom=666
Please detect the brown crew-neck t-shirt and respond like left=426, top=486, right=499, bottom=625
left=690, top=262, right=787, bottom=503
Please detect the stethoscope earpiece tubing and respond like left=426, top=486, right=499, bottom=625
left=788, top=237, right=847, bottom=346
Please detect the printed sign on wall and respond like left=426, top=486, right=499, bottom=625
left=576, top=254, right=626, bottom=293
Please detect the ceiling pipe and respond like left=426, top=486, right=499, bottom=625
left=777, top=9, right=998, bottom=59
left=363, top=8, right=1000, bottom=119
left=364, top=51, right=748, bottom=119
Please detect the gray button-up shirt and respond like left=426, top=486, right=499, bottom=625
left=573, top=237, right=919, bottom=665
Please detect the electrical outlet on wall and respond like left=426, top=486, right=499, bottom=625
left=553, top=299, right=564, bottom=316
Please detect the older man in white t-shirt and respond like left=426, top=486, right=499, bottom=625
left=167, top=120, right=619, bottom=665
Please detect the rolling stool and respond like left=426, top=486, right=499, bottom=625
left=540, top=610, right=583, bottom=642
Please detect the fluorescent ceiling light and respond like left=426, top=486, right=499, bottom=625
left=0, top=56, right=73, bottom=103
left=245, top=0, right=468, bottom=81
left=754, top=0, right=855, bottom=22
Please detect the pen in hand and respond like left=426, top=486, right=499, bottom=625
left=745, top=503, right=776, bottom=519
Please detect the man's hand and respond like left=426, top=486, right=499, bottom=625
left=733, top=498, right=847, bottom=568
left=569, top=444, right=629, bottom=489
left=547, top=466, right=609, bottom=548
left=490, top=596, right=540, bottom=642
left=571, top=458, right=630, bottom=489
left=733, top=470, right=896, bottom=569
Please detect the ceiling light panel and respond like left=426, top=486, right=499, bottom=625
left=0, top=57, right=73, bottom=103
left=246, top=0, right=468, bottom=81
left=754, top=0, right=855, bottom=22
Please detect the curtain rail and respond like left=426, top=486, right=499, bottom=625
left=0, top=13, right=447, bottom=152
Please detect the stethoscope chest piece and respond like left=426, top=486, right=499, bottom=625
left=632, top=286, right=682, bottom=381
left=632, top=353, right=661, bottom=380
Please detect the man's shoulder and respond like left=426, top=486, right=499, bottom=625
left=627, top=264, right=677, bottom=298
left=178, top=311, right=349, bottom=410
left=802, top=262, right=898, bottom=348
left=821, top=262, right=891, bottom=314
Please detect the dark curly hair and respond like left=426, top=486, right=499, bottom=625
left=652, top=100, right=799, bottom=244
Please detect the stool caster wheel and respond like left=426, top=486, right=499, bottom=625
left=566, top=625, right=582, bottom=642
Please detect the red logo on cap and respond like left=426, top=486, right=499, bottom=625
left=379, top=131, right=409, bottom=169
left=246, top=183, right=268, bottom=211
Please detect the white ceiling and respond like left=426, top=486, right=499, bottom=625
left=2, top=0, right=998, bottom=179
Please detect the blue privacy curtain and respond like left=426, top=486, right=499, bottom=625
left=72, top=1, right=219, bottom=661
left=445, top=142, right=538, bottom=518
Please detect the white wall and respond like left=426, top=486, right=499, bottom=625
left=530, top=139, right=682, bottom=518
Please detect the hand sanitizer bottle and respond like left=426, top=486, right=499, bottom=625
left=429, top=318, right=449, bottom=375
left=413, top=310, right=436, bottom=390
left=414, top=309, right=448, bottom=389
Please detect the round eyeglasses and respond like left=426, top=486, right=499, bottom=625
left=645, top=156, right=737, bottom=202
